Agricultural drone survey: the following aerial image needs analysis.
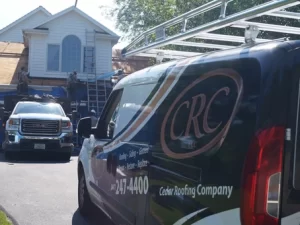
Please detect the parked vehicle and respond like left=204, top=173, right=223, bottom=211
left=76, top=40, right=300, bottom=225
left=2, top=94, right=75, bottom=160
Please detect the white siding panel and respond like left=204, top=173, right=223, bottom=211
left=0, top=11, right=50, bottom=43
left=42, top=11, right=103, bottom=45
left=96, top=39, right=112, bottom=74
left=29, top=35, right=46, bottom=77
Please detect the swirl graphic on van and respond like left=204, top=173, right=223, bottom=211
left=160, top=68, right=243, bottom=159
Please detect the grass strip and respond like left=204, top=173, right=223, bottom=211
left=0, top=210, right=13, bottom=225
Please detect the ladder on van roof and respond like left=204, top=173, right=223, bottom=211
left=121, top=0, right=300, bottom=60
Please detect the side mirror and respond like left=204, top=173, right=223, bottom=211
left=77, top=117, right=92, bottom=138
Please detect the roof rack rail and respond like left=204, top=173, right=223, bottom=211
left=122, top=0, right=300, bottom=60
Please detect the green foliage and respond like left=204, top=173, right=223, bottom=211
left=101, top=0, right=178, bottom=40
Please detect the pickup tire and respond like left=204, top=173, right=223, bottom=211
left=78, top=169, right=95, bottom=217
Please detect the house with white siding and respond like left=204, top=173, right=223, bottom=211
left=0, top=5, right=122, bottom=116
left=0, top=5, right=120, bottom=80
left=0, top=5, right=151, bottom=115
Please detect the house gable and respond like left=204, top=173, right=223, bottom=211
left=23, top=9, right=119, bottom=79
left=22, top=5, right=120, bottom=79
left=35, top=6, right=119, bottom=38
left=0, top=6, right=52, bottom=43
left=33, top=10, right=110, bottom=44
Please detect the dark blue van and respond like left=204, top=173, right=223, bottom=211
left=76, top=40, right=300, bottom=225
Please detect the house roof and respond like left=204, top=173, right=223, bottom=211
left=0, top=42, right=28, bottom=84
left=35, top=6, right=120, bottom=38
left=0, top=6, right=52, bottom=36
left=112, top=49, right=153, bottom=74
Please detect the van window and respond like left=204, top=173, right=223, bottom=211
left=97, top=89, right=123, bottom=139
left=113, top=83, right=156, bottom=139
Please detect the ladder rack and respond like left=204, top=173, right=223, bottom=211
left=121, top=0, right=300, bottom=60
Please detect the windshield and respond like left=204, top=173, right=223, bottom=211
left=13, top=102, right=65, bottom=116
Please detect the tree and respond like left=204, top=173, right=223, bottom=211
left=100, top=0, right=179, bottom=40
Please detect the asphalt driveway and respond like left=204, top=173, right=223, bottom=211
left=0, top=152, right=113, bottom=225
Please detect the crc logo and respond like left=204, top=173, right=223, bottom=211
left=160, top=68, right=243, bottom=159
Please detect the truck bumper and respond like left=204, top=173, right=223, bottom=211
left=3, top=131, right=74, bottom=153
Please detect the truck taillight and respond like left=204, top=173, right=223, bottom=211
left=241, top=126, right=284, bottom=225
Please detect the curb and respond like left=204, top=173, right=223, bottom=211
left=0, top=204, right=19, bottom=225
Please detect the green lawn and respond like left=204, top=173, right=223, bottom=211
left=0, top=210, right=13, bottom=225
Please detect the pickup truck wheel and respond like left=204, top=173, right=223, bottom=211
left=78, top=171, right=95, bottom=217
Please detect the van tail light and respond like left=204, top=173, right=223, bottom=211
left=240, top=126, right=284, bottom=225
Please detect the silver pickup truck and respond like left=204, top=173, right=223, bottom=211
left=2, top=100, right=74, bottom=160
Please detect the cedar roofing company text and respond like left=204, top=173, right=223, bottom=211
left=159, top=184, right=233, bottom=199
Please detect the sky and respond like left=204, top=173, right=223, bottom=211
left=0, top=0, right=128, bottom=48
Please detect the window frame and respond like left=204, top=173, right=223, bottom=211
left=46, top=44, right=60, bottom=72
left=61, top=35, right=82, bottom=73
left=83, top=46, right=96, bottom=74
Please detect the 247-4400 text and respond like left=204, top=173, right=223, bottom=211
left=110, top=175, right=149, bottom=195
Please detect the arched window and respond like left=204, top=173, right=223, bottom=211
left=62, top=35, right=81, bottom=72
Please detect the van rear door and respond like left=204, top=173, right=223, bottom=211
left=280, top=52, right=300, bottom=225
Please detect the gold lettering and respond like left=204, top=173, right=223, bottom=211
left=170, top=101, right=189, bottom=140
left=203, top=87, right=230, bottom=134
left=170, top=87, right=230, bottom=140
left=185, top=94, right=206, bottom=138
